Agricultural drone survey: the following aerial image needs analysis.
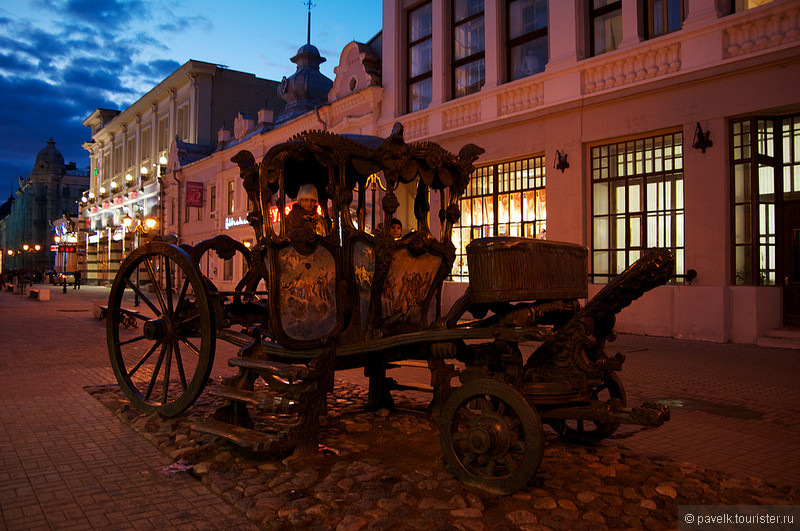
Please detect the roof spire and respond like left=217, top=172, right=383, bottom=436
left=305, top=0, right=315, bottom=45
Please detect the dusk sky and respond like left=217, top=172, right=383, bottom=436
left=0, top=0, right=382, bottom=199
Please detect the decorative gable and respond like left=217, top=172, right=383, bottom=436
left=329, top=41, right=381, bottom=103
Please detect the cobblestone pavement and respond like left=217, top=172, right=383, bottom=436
left=1, top=284, right=798, bottom=530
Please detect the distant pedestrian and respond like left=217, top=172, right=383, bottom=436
left=74, top=270, right=81, bottom=290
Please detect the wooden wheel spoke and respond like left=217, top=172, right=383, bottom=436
left=173, top=341, right=187, bottom=390
left=143, top=258, right=167, bottom=313
left=164, top=257, right=174, bottom=313
left=452, top=429, right=470, bottom=442
left=179, top=336, right=202, bottom=357
left=463, top=451, right=480, bottom=466
left=125, top=278, right=160, bottom=316
left=457, top=407, right=479, bottom=424
left=160, top=342, right=173, bottom=404
left=144, top=343, right=168, bottom=401
left=174, top=277, right=191, bottom=315
left=175, top=313, right=200, bottom=328
left=127, top=341, right=161, bottom=379
left=485, top=459, right=497, bottom=477
left=496, top=400, right=507, bottom=417
left=116, top=334, right=147, bottom=348
left=502, top=454, right=517, bottom=472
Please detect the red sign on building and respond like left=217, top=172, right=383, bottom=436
left=186, top=182, right=204, bottom=207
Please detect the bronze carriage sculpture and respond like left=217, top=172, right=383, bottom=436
left=106, top=125, right=672, bottom=494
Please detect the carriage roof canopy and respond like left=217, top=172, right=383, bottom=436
left=248, top=123, right=484, bottom=242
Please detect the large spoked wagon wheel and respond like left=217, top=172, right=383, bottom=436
left=558, top=372, right=626, bottom=444
left=440, top=379, right=544, bottom=495
left=107, top=241, right=215, bottom=417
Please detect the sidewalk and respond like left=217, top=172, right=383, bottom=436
left=0, top=283, right=798, bottom=529
left=0, top=284, right=256, bottom=530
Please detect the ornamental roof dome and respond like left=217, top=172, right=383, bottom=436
left=34, top=138, right=65, bottom=172
left=276, top=43, right=333, bottom=124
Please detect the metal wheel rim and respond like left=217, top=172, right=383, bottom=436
left=440, top=379, right=543, bottom=495
left=107, top=241, right=215, bottom=417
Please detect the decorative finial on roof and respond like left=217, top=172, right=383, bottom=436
left=304, top=1, right=315, bottom=46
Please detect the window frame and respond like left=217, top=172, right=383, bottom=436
left=176, top=104, right=190, bottom=142
left=645, top=0, right=684, bottom=39
left=590, top=131, right=685, bottom=284
left=227, top=180, right=235, bottom=215
left=730, top=0, right=774, bottom=14
left=158, top=115, right=170, bottom=152
left=407, top=1, right=433, bottom=113
left=730, top=114, right=798, bottom=286
left=506, top=0, right=549, bottom=81
left=589, top=0, right=622, bottom=57
left=452, top=0, right=486, bottom=99
left=451, top=155, right=547, bottom=281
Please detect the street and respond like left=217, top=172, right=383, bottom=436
left=1, top=283, right=798, bottom=529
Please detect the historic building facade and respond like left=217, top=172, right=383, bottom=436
left=80, top=60, right=285, bottom=285
left=159, top=40, right=384, bottom=290
left=373, top=0, right=800, bottom=344
left=96, top=0, right=799, bottom=345
left=0, top=139, right=88, bottom=275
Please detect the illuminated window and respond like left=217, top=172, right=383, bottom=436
left=646, top=0, right=684, bottom=38
left=453, top=0, right=485, bottom=98
left=591, top=132, right=683, bottom=283
left=407, top=1, right=433, bottom=113
left=451, top=155, right=546, bottom=280
left=507, top=0, right=548, bottom=81
left=590, top=0, right=622, bottom=56
left=227, top=180, right=235, bottom=214
left=113, top=143, right=122, bottom=175
left=731, top=0, right=773, bottom=13
left=102, top=152, right=110, bottom=182
left=223, top=258, right=233, bottom=281
left=731, top=114, right=799, bottom=286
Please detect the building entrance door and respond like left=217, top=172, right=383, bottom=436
left=782, top=200, right=800, bottom=325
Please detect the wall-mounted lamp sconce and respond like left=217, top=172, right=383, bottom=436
left=554, top=150, right=570, bottom=172
left=692, top=122, right=713, bottom=153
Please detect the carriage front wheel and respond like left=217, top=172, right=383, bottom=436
left=555, top=372, right=626, bottom=444
left=439, top=379, right=544, bottom=495
left=107, top=241, right=215, bottom=417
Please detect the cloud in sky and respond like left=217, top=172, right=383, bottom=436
left=0, top=0, right=381, bottom=198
